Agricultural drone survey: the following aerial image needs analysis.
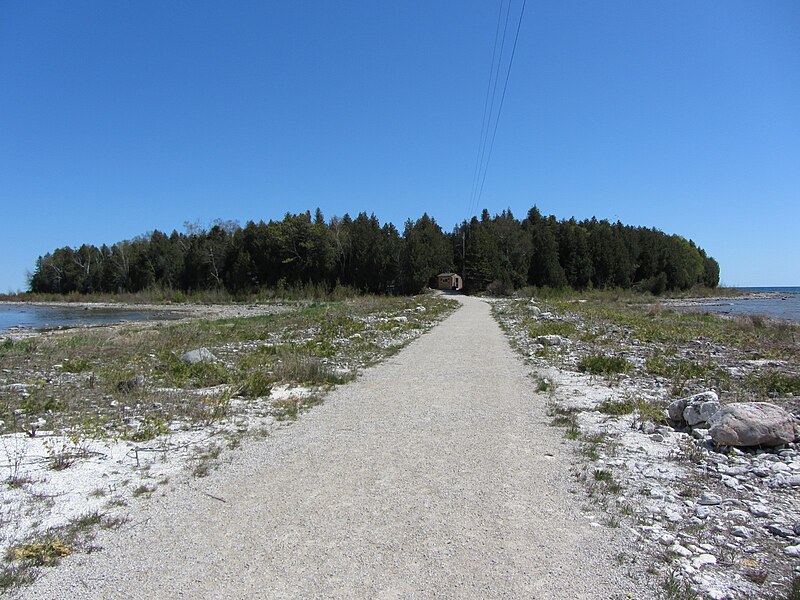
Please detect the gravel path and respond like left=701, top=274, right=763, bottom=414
left=19, top=295, right=643, bottom=599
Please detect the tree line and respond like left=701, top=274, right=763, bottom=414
left=28, top=206, right=719, bottom=296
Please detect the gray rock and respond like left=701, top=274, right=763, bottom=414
left=748, top=503, right=771, bottom=518
left=692, top=553, right=717, bottom=569
left=765, top=524, right=795, bottom=538
left=785, top=544, right=800, bottom=557
left=731, top=526, right=753, bottom=538
left=670, top=543, right=693, bottom=558
left=698, top=492, right=722, bottom=506
left=708, top=402, right=797, bottom=447
left=668, top=391, right=719, bottom=426
left=695, top=506, right=713, bottom=519
left=684, top=400, right=721, bottom=427
left=528, top=305, right=541, bottom=317
left=536, top=334, right=563, bottom=346
left=181, top=348, right=218, bottom=364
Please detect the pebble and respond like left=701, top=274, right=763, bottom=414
left=691, top=554, right=717, bottom=569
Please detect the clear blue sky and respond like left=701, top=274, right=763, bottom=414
left=1, top=1, right=798, bottom=291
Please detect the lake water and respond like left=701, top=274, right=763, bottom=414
left=0, top=304, right=181, bottom=334
left=683, top=287, right=800, bottom=323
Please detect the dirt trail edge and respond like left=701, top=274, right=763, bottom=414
left=19, top=295, right=644, bottom=599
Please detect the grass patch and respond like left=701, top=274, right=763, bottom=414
left=60, top=358, right=93, bottom=373
left=5, top=539, right=71, bottom=567
left=747, top=370, right=800, bottom=397
left=578, top=354, right=632, bottom=376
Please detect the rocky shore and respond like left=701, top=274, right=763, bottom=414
left=494, top=296, right=800, bottom=599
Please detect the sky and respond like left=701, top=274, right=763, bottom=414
left=1, top=1, right=799, bottom=291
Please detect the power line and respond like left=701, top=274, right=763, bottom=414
left=467, top=0, right=511, bottom=222
left=466, top=0, right=527, bottom=221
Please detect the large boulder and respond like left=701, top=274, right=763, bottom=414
left=667, top=391, right=720, bottom=427
left=708, top=402, right=797, bottom=447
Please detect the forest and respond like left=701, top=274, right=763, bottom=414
left=28, top=206, right=719, bottom=296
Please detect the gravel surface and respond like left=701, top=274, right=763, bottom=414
left=18, top=295, right=645, bottom=599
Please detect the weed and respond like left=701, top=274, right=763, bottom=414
left=61, top=358, right=93, bottom=373
left=6, top=538, right=71, bottom=566
left=747, top=370, right=800, bottom=397
left=126, top=414, right=169, bottom=442
left=131, top=484, right=155, bottom=497
left=0, top=563, right=36, bottom=591
left=578, top=354, right=632, bottom=376
left=535, top=376, right=553, bottom=393
left=238, top=370, right=274, bottom=398
left=659, top=569, right=699, bottom=599
left=598, top=397, right=636, bottom=416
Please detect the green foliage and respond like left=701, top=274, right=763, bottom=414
left=28, top=206, right=719, bottom=297
left=578, top=354, right=632, bottom=376
left=746, top=370, right=800, bottom=397
left=61, top=358, right=92, bottom=373
left=156, top=352, right=230, bottom=388
left=238, top=371, right=274, bottom=398
left=598, top=397, right=636, bottom=415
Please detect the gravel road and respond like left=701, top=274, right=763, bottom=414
left=19, top=295, right=645, bottom=599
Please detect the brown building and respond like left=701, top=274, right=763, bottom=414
left=436, top=273, right=463, bottom=291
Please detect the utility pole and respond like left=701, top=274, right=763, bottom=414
left=461, top=229, right=466, bottom=290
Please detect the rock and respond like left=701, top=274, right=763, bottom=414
left=668, top=391, right=719, bottom=426
left=536, top=335, right=563, bottom=346
left=695, top=506, right=713, bottom=519
left=692, top=554, right=717, bottom=569
left=784, top=544, right=800, bottom=557
left=529, top=305, right=541, bottom=317
left=664, top=508, right=683, bottom=523
left=698, top=492, right=722, bottom=506
left=765, top=524, right=795, bottom=538
left=181, top=348, right=218, bottom=364
left=748, top=503, right=771, bottom=518
left=731, top=526, right=753, bottom=538
left=116, top=375, right=144, bottom=394
left=794, top=522, right=800, bottom=536
left=691, top=428, right=710, bottom=440
left=415, top=305, right=426, bottom=312
left=684, top=401, right=721, bottom=427
left=670, top=543, right=693, bottom=558
left=658, top=534, right=676, bottom=546
left=708, top=402, right=797, bottom=447
left=389, top=316, right=408, bottom=323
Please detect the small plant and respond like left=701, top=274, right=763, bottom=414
left=126, top=414, right=169, bottom=442
left=578, top=354, right=632, bottom=376
left=238, top=370, right=274, bottom=398
left=660, top=569, right=699, bottom=599
left=131, top=483, right=155, bottom=497
left=535, top=376, right=553, bottom=393
left=61, top=358, right=92, bottom=373
left=6, top=538, right=71, bottom=566
left=598, top=397, right=636, bottom=416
